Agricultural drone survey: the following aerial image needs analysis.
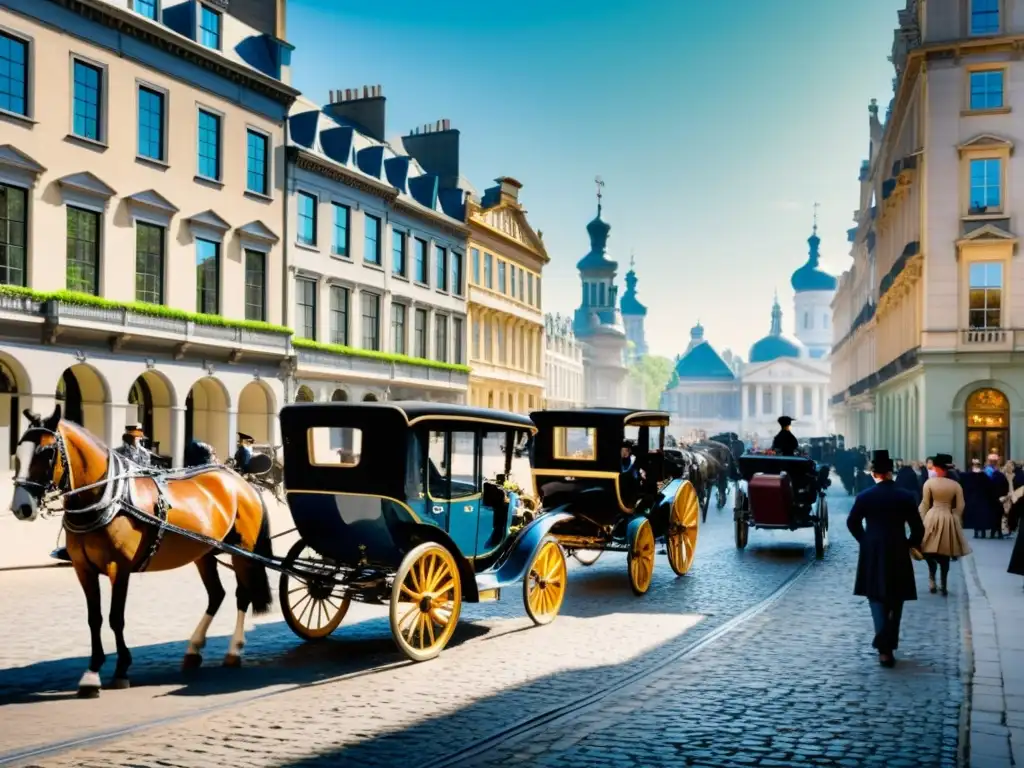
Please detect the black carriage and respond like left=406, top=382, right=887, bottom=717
left=278, top=401, right=571, bottom=662
left=529, top=408, right=700, bottom=595
left=732, top=452, right=831, bottom=559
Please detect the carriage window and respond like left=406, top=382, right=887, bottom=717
left=553, top=427, right=597, bottom=460
left=308, top=427, right=362, bottom=466
left=426, top=430, right=480, bottom=500
left=481, top=431, right=506, bottom=481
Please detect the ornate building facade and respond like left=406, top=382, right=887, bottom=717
left=466, top=177, right=547, bottom=413
left=544, top=313, right=584, bottom=409
left=830, top=0, right=1024, bottom=465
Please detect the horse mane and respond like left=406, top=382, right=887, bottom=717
left=59, top=419, right=109, bottom=452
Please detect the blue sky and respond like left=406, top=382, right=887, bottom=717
left=288, top=0, right=900, bottom=360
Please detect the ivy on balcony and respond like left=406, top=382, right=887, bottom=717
left=292, top=337, right=471, bottom=373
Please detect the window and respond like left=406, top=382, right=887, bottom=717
left=471, top=248, right=480, bottom=284
left=246, top=129, right=269, bottom=196
left=536, top=276, right=542, bottom=306
left=472, top=319, right=480, bottom=359
left=195, top=238, right=219, bottom=314
left=497, top=323, right=506, bottom=364
left=0, top=184, right=26, bottom=286
left=137, top=86, right=165, bottom=161
left=484, top=317, right=493, bottom=360
left=452, top=317, right=464, bottom=364
left=72, top=60, right=102, bottom=141
left=414, top=308, right=428, bottom=358
left=969, top=158, right=1001, bottom=212
left=424, top=430, right=480, bottom=501
left=970, top=70, right=1004, bottom=111
left=747, top=387, right=756, bottom=417
left=364, top=214, right=381, bottom=265
left=392, top=230, right=406, bottom=276
left=452, top=251, right=464, bottom=297
left=971, top=0, right=999, bottom=34
left=332, top=203, right=349, bottom=256
left=0, top=32, right=28, bottom=117
left=134, top=222, right=163, bottom=304
left=435, top=314, right=448, bottom=361
left=510, top=265, right=517, bottom=299
left=309, top=426, right=362, bottom=466
left=497, top=261, right=506, bottom=293
left=414, top=237, right=428, bottom=283
left=297, top=192, right=317, bottom=246
left=361, top=292, right=380, bottom=350
left=392, top=302, right=406, bottom=354
left=244, top=249, right=266, bottom=321
left=484, top=253, right=493, bottom=289
left=553, top=427, right=597, bottom=460
left=199, top=4, right=222, bottom=49
left=969, top=261, right=1003, bottom=328
left=802, top=387, right=813, bottom=416
left=804, top=311, right=810, bottom=329
left=66, top=207, right=100, bottom=294
left=197, top=109, right=221, bottom=180
left=295, top=278, right=317, bottom=339
left=528, top=273, right=534, bottom=305
left=330, top=285, right=349, bottom=345
left=762, top=387, right=773, bottom=415
left=435, top=245, right=448, bottom=291
left=132, top=0, right=158, bottom=19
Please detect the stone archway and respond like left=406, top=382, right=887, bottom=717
left=56, top=363, right=108, bottom=438
left=331, top=388, right=348, bottom=402
left=238, top=380, right=275, bottom=445
left=966, top=387, right=1010, bottom=463
left=295, top=385, right=315, bottom=402
left=185, top=377, right=230, bottom=459
left=362, top=393, right=378, bottom=402
left=128, top=371, right=174, bottom=458
left=0, top=357, right=22, bottom=468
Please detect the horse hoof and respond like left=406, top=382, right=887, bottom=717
left=182, top=653, right=203, bottom=671
left=109, top=677, right=130, bottom=690
left=77, top=685, right=101, bottom=699
left=222, top=654, right=242, bottom=668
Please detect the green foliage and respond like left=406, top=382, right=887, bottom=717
left=628, top=354, right=674, bottom=409
left=292, top=337, right=472, bottom=373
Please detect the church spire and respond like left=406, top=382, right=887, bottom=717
left=769, top=292, right=783, bottom=336
left=807, top=202, right=821, bottom=267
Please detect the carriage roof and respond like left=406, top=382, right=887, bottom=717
left=529, top=408, right=670, bottom=430
left=281, top=400, right=536, bottom=433
left=529, top=408, right=670, bottom=473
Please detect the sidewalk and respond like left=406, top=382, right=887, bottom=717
left=964, top=535, right=1024, bottom=767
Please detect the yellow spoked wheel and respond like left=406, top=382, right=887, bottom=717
left=627, top=518, right=656, bottom=596
left=279, top=541, right=351, bottom=641
left=389, top=542, right=462, bottom=662
left=667, top=480, right=700, bottom=576
left=523, top=537, right=567, bottom=625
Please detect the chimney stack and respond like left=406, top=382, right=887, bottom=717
left=324, top=85, right=386, bottom=141
left=402, top=118, right=460, bottom=189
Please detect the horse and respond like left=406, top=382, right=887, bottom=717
left=692, top=440, right=734, bottom=509
left=10, top=405, right=274, bottom=697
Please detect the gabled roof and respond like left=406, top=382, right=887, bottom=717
left=674, top=341, right=735, bottom=380
left=957, top=133, right=1014, bottom=155
left=237, top=220, right=279, bottom=244
left=187, top=209, right=231, bottom=233
left=124, top=189, right=179, bottom=216
left=58, top=171, right=116, bottom=199
left=0, top=144, right=46, bottom=176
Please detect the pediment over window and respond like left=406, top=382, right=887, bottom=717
left=124, top=189, right=179, bottom=216
left=956, top=221, right=1017, bottom=251
left=957, top=133, right=1014, bottom=155
left=0, top=144, right=46, bottom=178
left=58, top=171, right=116, bottom=199
left=186, top=209, right=231, bottom=233
left=237, top=220, right=279, bottom=245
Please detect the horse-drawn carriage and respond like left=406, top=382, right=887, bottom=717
left=732, top=452, right=831, bottom=559
left=529, top=408, right=700, bottom=595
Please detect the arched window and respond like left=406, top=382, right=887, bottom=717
left=966, top=387, right=1010, bottom=463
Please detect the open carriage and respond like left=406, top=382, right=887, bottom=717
left=278, top=401, right=571, bottom=661
left=733, top=452, right=831, bottom=559
left=529, top=408, right=700, bottom=595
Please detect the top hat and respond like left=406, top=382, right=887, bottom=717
left=933, top=453, right=953, bottom=469
left=124, top=424, right=145, bottom=438
left=871, top=449, right=893, bottom=473
left=237, top=432, right=254, bottom=444
left=777, top=416, right=794, bottom=428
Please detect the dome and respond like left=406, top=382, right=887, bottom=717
left=576, top=204, right=617, bottom=273
left=673, top=340, right=735, bottom=380
left=748, top=297, right=805, bottom=363
left=620, top=259, right=647, bottom=316
left=791, top=227, right=838, bottom=293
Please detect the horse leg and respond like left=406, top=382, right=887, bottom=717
left=74, top=565, right=105, bottom=698
left=223, top=575, right=251, bottom=668
left=183, top=553, right=226, bottom=670
left=108, top=565, right=132, bottom=689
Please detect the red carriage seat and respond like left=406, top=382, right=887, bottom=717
left=748, top=472, right=793, bottom=527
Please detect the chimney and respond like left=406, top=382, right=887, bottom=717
left=402, top=118, right=460, bottom=189
left=324, top=85, right=386, bottom=142
left=497, top=176, right=522, bottom=202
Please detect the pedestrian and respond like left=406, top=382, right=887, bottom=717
left=771, top=416, right=799, bottom=456
left=847, top=450, right=925, bottom=668
left=919, top=453, right=972, bottom=596
left=895, top=459, right=922, bottom=504
left=962, top=459, right=989, bottom=537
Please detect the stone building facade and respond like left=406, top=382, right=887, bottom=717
left=543, top=313, right=584, bottom=410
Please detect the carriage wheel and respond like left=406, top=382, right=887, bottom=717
left=572, top=549, right=602, bottom=566
left=389, top=542, right=462, bottom=662
left=735, top=519, right=749, bottom=550
left=667, top=481, right=700, bottom=576
left=523, top=538, right=567, bottom=626
left=627, top=518, right=656, bottom=596
left=814, top=498, right=829, bottom=559
left=280, top=540, right=351, bottom=641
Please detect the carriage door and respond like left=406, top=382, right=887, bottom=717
left=427, top=430, right=482, bottom=556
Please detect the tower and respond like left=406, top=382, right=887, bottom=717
left=620, top=252, right=649, bottom=361
left=790, top=204, right=838, bottom=358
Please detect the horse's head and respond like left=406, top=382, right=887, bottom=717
left=10, top=404, right=64, bottom=521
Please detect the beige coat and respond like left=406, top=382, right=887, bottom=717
left=919, top=477, right=972, bottom=557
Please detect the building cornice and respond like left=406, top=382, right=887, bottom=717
left=467, top=200, right=550, bottom=264
left=49, top=0, right=300, bottom=107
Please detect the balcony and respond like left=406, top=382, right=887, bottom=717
left=294, top=339, right=470, bottom=391
left=959, top=328, right=1014, bottom=352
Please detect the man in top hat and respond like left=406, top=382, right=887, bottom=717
left=115, top=424, right=152, bottom=467
left=234, top=432, right=255, bottom=473
left=771, top=416, right=799, bottom=456
left=847, top=449, right=925, bottom=668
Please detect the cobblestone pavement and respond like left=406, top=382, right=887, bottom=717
left=0, top=486, right=968, bottom=767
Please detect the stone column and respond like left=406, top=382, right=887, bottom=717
left=170, top=405, right=186, bottom=467
left=106, top=402, right=133, bottom=450
left=755, top=385, right=764, bottom=418
left=773, top=385, right=783, bottom=418
left=741, top=385, right=750, bottom=420
left=226, top=408, right=238, bottom=460
left=351, top=287, right=362, bottom=350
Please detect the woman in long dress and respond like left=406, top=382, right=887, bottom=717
left=919, top=453, right=972, bottom=595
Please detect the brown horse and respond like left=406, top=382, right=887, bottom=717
left=10, top=404, right=273, bottom=697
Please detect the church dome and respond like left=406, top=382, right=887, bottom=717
left=791, top=226, right=837, bottom=293
left=748, top=297, right=805, bottom=363
left=620, top=258, right=647, bottom=316
left=576, top=204, right=617, bottom=273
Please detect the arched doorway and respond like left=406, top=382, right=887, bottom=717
left=295, top=385, right=315, bottom=402
left=363, top=393, right=378, bottom=402
left=128, top=371, right=174, bottom=458
left=238, top=380, right=274, bottom=444
left=966, top=388, right=1010, bottom=463
left=0, top=360, right=18, bottom=466
left=185, top=377, right=230, bottom=459
left=56, top=364, right=107, bottom=436
left=331, top=389, right=348, bottom=402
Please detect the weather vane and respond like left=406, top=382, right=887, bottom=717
left=813, top=201, right=820, bottom=234
left=630, top=249, right=635, bottom=269
left=595, top=175, right=605, bottom=213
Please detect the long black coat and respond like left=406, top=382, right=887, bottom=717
left=1008, top=531, right=1024, bottom=575
left=771, top=429, right=798, bottom=456
left=895, top=466, right=921, bottom=504
left=847, top=480, right=925, bottom=603
left=961, top=471, right=989, bottom=530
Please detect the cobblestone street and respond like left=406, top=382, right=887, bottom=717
left=0, top=486, right=971, bottom=767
